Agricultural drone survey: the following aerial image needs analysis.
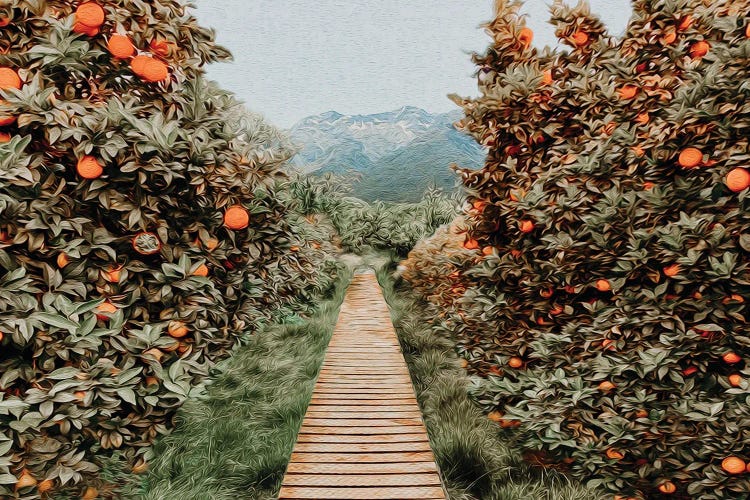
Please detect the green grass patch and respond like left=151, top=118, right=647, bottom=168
left=119, top=264, right=354, bottom=499
left=371, top=253, right=605, bottom=500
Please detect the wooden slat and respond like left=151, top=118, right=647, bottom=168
left=281, top=272, right=445, bottom=499
left=278, top=486, right=446, bottom=499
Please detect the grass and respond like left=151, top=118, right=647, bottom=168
left=118, top=262, right=355, bottom=500
left=371, top=252, right=606, bottom=500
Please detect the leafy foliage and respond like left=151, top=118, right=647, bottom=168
left=404, top=0, right=750, bottom=498
left=0, top=1, right=335, bottom=496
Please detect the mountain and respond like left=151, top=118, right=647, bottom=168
left=287, top=106, right=485, bottom=202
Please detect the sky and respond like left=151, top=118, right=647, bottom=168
left=193, top=0, right=632, bottom=128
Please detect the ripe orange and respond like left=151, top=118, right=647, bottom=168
left=518, top=27, right=533, bottom=47
left=192, top=263, right=209, bottom=277
left=635, top=409, right=649, bottom=419
left=606, top=448, right=624, bottom=460
left=104, top=266, right=121, bottom=283
left=519, top=220, right=535, bottom=233
left=723, top=352, right=741, bottom=364
left=463, top=238, right=479, bottom=250
left=14, top=471, right=36, bottom=490
left=572, top=31, right=589, bottom=46
left=663, top=264, right=680, bottom=277
left=678, top=147, right=703, bottom=168
left=689, top=41, right=709, bottom=59
left=0, top=18, right=10, bottom=28
left=74, top=391, right=86, bottom=401
left=635, top=112, right=650, bottom=124
left=73, top=22, right=99, bottom=36
left=661, top=31, right=677, bottom=45
left=725, top=168, right=750, bottom=192
left=0, top=67, right=22, bottom=90
left=550, top=305, right=563, bottom=316
left=601, top=339, right=615, bottom=350
left=81, top=486, right=99, bottom=500
left=150, top=39, right=173, bottom=57
left=224, top=205, right=249, bottom=230
left=658, top=481, right=677, bottom=494
left=510, top=249, right=522, bottom=258
left=598, top=381, right=616, bottom=392
left=107, top=34, right=135, bottom=59
left=131, top=55, right=169, bottom=83
left=508, top=357, right=523, bottom=368
left=721, top=456, right=746, bottom=474
left=682, top=366, right=697, bottom=376
left=746, top=24, right=750, bottom=39
left=723, top=294, right=745, bottom=304
left=595, top=279, right=611, bottom=292
left=677, top=15, right=693, bottom=31
left=167, top=320, right=189, bottom=339
left=618, top=85, right=638, bottom=99
left=76, top=156, right=103, bottom=179
left=541, top=69, right=553, bottom=85
left=56, top=253, right=69, bottom=268
left=488, top=410, right=503, bottom=422
left=0, top=132, right=10, bottom=142
left=76, top=3, right=105, bottom=28
left=482, top=246, right=494, bottom=256
left=643, top=181, right=655, bottom=190
left=728, top=374, right=742, bottom=387
left=95, top=301, right=117, bottom=320
left=37, top=479, right=54, bottom=493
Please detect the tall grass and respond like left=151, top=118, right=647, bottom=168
left=372, top=253, right=606, bottom=500
left=128, top=264, right=354, bottom=499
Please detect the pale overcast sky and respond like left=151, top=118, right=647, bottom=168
left=193, top=0, right=632, bottom=127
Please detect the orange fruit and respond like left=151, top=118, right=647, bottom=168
left=76, top=3, right=105, bottom=28
left=635, top=112, right=650, bottom=124
left=723, top=352, right=742, bottom=364
left=224, top=205, right=250, bottom=230
left=541, top=69, right=553, bottom=85
left=107, top=34, right=135, bottom=59
left=499, top=418, right=521, bottom=428
left=518, top=27, right=533, bottom=47
left=663, top=264, right=680, bottom=277
left=81, top=486, right=99, bottom=500
left=167, top=320, right=189, bottom=339
left=37, top=479, right=54, bottom=493
left=643, top=181, right=655, bottom=190
left=510, top=249, right=522, bottom=258
left=678, top=147, right=703, bottom=168
left=721, top=456, right=746, bottom=474
left=723, top=294, right=745, bottom=304
left=519, top=220, right=535, bottom=233
left=689, top=41, right=709, bottom=59
left=572, top=31, right=589, bottom=46
left=205, top=238, right=219, bottom=251
left=488, top=410, right=503, bottom=422
left=132, top=232, right=161, bottom=255
left=104, top=266, right=121, bottom=283
left=0, top=18, right=10, bottom=28
left=0, top=67, right=22, bottom=90
left=508, top=357, right=523, bottom=368
left=463, top=238, right=479, bottom=250
left=150, top=39, right=173, bottom=57
left=56, top=253, right=69, bottom=268
left=746, top=24, right=750, bottom=39
left=725, top=168, right=750, bottom=192
left=598, top=381, right=616, bottom=392
left=662, top=31, right=677, bottom=45
left=635, top=409, right=649, bottom=418
left=76, top=156, right=103, bottom=179
left=728, top=374, right=742, bottom=387
left=0, top=132, right=10, bottom=142
left=658, top=481, right=677, bottom=494
left=606, top=448, right=624, bottom=460
left=73, top=22, right=99, bottom=36
left=618, top=85, right=638, bottom=99
left=482, top=246, right=494, bottom=256
left=192, top=263, right=209, bottom=277
left=131, top=55, right=169, bottom=83
left=14, top=471, right=36, bottom=490
left=472, top=200, right=487, bottom=211
left=601, top=339, right=615, bottom=350
left=682, top=366, right=697, bottom=376
left=595, top=279, right=611, bottom=292
left=95, top=301, right=117, bottom=321
left=677, top=15, right=693, bottom=31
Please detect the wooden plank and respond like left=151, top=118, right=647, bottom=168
left=294, top=441, right=433, bottom=453
left=305, top=410, right=422, bottom=419
left=296, top=433, right=428, bottom=443
left=307, top=405, right=419, bottom=412
left=278, top=486, right=445, bottom=499
left=298, top=425, right=427, bottom=435
left=302, top=418, right=423, bottom=427
left=285, top=462, right=438, bottom=474
left=282, top=473, right=441, bottom=487
left=290, top=451, right=435, bottom=463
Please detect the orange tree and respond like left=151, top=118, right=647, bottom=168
left=0, top=1, right=335, bottom=497
left=404, top=0, right=750, bottom=497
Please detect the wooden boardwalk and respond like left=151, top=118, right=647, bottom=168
left=279, top=271, right=446, bottom=500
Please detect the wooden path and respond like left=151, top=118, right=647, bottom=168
left=279, top=271, right=446, bottom=500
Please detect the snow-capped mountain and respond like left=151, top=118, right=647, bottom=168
left=287, top=106, right=485, bottom=202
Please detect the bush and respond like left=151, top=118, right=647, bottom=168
left=0, top=1, right=333, bottom=496
left=404, top=0, right=750, bottom=498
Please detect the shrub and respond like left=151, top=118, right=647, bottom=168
left=0, top=1, right=333, bottom=496
left=405, top=0, right=750, bottom=497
